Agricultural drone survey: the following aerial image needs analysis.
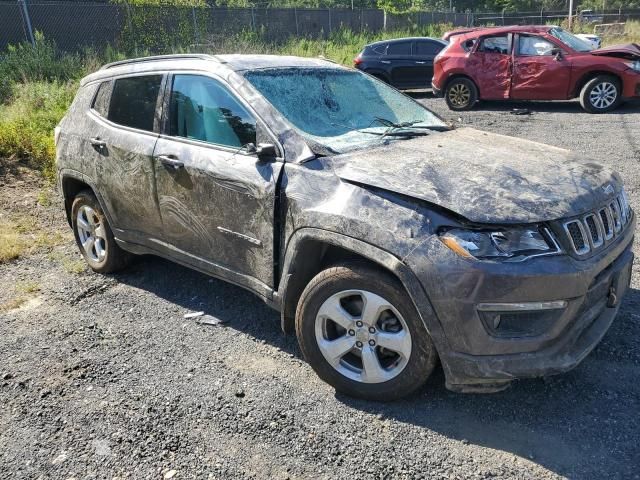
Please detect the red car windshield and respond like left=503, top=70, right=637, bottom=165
left=549, top=27, right=593, bottom=52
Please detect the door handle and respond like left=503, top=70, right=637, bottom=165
left=415, top=61, right=426, bottom=64
left=90, top=137, right=106, bottom=149
left=381, top=60, right=391, bottom=64
left=157, top=155, right=184, bottom=170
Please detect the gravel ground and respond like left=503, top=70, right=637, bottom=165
left=1, top=97, right=639, bottom=480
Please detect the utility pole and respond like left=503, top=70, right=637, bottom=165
left=568, top=0, right=574, bottom=30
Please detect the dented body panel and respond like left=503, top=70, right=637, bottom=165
left=57, top=54, right=634, bottom=392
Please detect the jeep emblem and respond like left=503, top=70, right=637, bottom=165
left=603, top=184, right=614, bottom=195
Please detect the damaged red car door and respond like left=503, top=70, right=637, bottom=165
left=468, top=33, right=512, bottom=99
left=510, top=34, right=572, bottom=100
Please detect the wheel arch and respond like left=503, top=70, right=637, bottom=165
left=572, top=70, right=622, bottom=98
left=276, top=228, right=448, bottom=354
left=59, top=170, right=113, bottom=228
left=363, top=69, right=391, bottom=84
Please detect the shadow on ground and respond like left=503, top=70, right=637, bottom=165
left=111, top=254, right=640, bottom=478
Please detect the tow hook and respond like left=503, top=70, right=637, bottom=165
left=607, top=286, right=618, bottom=308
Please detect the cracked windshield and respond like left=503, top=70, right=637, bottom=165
left=244, top=68, right=445, bottom=153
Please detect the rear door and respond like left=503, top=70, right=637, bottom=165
left=88, top=74, right=165, bottom=239
left=385, top=41, right=416, bottom=88
left=510, top=34, right=572, bottom=100
left=412, top=40, right=445, bottom=87
left=466, top=34, right=513, bottom=99
left=152, top=73, right=282, bottom=288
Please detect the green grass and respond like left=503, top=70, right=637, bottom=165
left=0, top=81, right=77, bottom=179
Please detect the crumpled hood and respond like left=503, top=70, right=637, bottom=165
left=591, top=43, right=640, bottom=59
left=329, top=128, right=621, bottom=224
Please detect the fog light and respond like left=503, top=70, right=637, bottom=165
left=477, top=301, right=567, bottom=338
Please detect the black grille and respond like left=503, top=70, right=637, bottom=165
left=566, top=222, right=586, bottom=252
left=585, top=216, right=599, bottom=243
left=599, top=209, right=611, bottom=237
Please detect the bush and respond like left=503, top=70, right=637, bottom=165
left=0, top=81, right=76, bottom=179
left=0, top=32, right=85, bottom=103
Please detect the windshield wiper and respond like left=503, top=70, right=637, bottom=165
left=371, top=117, right=451, bottom=134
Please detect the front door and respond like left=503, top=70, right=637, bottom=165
left=511, top=34, right=573, bottom=100
left=89, top=74, right=165, bottom=239
left=467, top=34, right=513, bottom=99
left=152, top=73, right=282, bottom=288
left=411, top=39, right=443, bottom=88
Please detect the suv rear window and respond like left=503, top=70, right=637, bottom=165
left=386, top=42, right=411, bottom=55
left=108, top=75, right=163, bottom=132
left=478, top=35, right=510, bottom=54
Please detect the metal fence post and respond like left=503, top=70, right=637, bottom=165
left=18, top=0, right=35, bottom=46
left=124, top=1, right=138, bottom=57
left=192, top=6, right=199, bottom=46
left=294, top=7, right=299, bottom=36
left=328, top=8, right=331, bottom=34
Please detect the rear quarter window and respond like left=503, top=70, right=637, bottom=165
left=108, top=75, right=163, bottom=132
left=91, top=81, right=111, bottom=117
left=415, top=41, right=444, bottom=55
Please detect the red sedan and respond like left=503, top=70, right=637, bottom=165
left=432, top=25, right=640, bottom=113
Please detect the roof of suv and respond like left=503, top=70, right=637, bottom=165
left=444, top=25, right=553, bottom=41
left=81, top=54, right=341, bottom=86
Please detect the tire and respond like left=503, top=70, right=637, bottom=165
left=579, top=75, right=622, bottom=113
left=295, top=263, right=438, bottom=401
left=71, top=190, right=132, bottom=273
left=444, top=77, right=478, bottom=111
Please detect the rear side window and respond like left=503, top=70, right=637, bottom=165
left=169, top=74, right=256, bottom=148
left=91, top=81, right=111, bottom=117
left=386, top=42, right=411, bottom=55
left=478, top=35, right=510, bottom=54
left=461, top=38, right=477, bottom=52
left=108, top=75, right=163, bottom=132
left=414, top=41, right=443, bottom=55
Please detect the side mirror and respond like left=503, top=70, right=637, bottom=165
left=255, top=143, right=277, bottom=159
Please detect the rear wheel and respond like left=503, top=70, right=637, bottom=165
left=71, top=190, right=132, bottom=273
left=295, top=263, right=438, bottom=401
left=579, top=75, right=621, bottom=113
left=444, top=77, right=478, bottom=111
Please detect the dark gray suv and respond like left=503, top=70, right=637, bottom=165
left=56, top=54, right=634, bottom=400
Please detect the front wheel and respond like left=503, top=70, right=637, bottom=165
left=295, top=263, right=438, bottom=401
left=444, top=77, right=478, bottom=111
left=579, top=75, right=621, bottom=113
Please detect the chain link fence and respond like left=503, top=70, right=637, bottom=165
left=1, top=1, right=640, bottom=55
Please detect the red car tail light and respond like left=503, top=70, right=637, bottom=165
left=353, top=54, right=363, bottom=66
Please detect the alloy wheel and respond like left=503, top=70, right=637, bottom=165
left=314, top=289, right=412, bottom=384
left=76, top=205, right=107, bottom=263
left=448, top=83, right=471, bottom=108
left=589, top=82, right=617, bottom=110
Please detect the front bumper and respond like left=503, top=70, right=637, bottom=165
left=404, top=214, right=635, bottom=392
left=431, top=81, right=443, bottom=97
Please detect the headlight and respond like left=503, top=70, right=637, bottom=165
left=625, top=60, right=640, bottom=72
left=440, top=227, right=560, bottom=261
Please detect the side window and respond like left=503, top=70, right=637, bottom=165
left=478, top=35, right=510, bottom=54
left=386, top=42, right=411, bottom=55
left=517, top=36, right=557, bottom=56
left=371, top=44, right=387, bottom=55
left=108, top=75, right=162, bottom=132
left=169, top=75, right=256, bottom=148
left=91, top=81, right=111, bottom=117
left=414, top=41, right=442, bottom=56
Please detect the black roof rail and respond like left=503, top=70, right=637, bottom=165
left=100, top=54, right=218, bottom=70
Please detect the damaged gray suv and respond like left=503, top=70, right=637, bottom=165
left=56, top=54, right=634, bottom=400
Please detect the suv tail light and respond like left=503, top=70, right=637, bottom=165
left=353, top=54, right=363, bottom=66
